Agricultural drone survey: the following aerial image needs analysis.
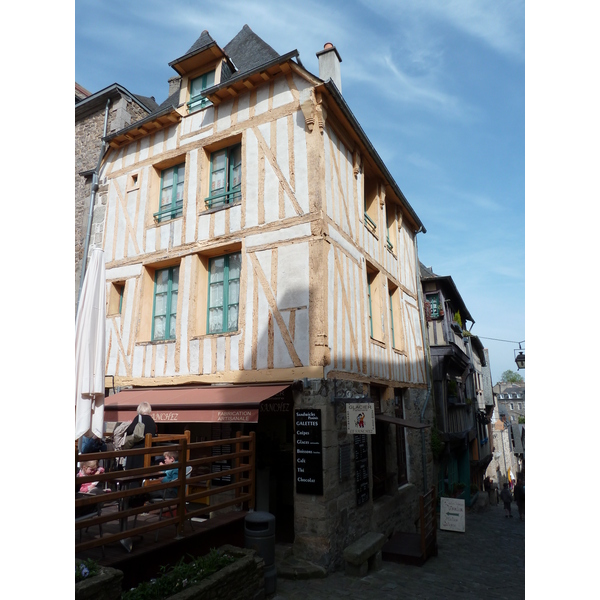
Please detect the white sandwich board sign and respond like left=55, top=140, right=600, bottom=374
left=440, top=497, right=465, bottom=532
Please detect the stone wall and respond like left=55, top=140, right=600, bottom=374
left=292, top=378, right=432, bottom=572
left=75, top=94, right=150, bottom=311
left=168, top=546, right=265, bottom=600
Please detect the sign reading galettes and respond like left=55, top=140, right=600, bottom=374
left=295, top=409, right=323, bottom=495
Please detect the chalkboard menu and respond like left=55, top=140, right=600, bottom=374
left=354, top=434, right=369, bottom=506
left=295, top=409, right=324, bottom=495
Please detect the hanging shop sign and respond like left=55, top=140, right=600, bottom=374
left=295, top=409, right=323, bottom=495
left=346, top=403, right=376, bottom=435
left=354, top=434, right=369, bottom=507
left=440, top=497, right=466, bottom=532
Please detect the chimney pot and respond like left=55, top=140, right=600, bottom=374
left=316, top=42, right=342, bottom=93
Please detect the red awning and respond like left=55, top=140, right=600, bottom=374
left=104, top=385, right=289, bottom=424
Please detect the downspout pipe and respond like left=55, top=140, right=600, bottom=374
left=414, top=228, right=433, bottom=493
left=77, top=98, right=111, bottom=317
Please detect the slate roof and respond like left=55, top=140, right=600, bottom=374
left=184, top=29, right=217, bottom=56
left=223, top=25, right=279, bottom=77
left=75, top=83, right=158, bottom=121
left=134, top=94, right=159, bottom=112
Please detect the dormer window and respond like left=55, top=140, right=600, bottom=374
left=188, top=70, right=215, bottom=113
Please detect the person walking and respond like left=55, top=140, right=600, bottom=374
left=514, top=478, right=525, bottom=521
left=500, top=482, right=513, bottom=518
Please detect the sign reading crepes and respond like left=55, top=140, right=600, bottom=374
left=346, top=403, right=376, bottom=435
left=295, top=409, right=323, bottom=495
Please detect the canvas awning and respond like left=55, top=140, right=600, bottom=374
left=104, top=385, right=289, bottom=424
left=375, top=414, right=430, bottom=430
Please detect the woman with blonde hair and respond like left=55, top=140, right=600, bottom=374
left=124, top=402, right=157, bottom=473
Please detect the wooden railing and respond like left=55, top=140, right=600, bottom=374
left=75, top=431, right=255, bottom=553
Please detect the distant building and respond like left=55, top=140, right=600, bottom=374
left=486, top=382, right=525, bottom=484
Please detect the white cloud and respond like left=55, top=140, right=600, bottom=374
left=358, top=0, right=524, bottom=60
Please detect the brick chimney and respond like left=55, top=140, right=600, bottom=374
left=168, top=76, right=181, bottom=99
left=316, top=42, right=342, bottom=93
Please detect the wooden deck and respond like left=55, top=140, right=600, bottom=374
left=76, top=433, right=256, bottom=590
left=76, top=501, right=247, bottom=590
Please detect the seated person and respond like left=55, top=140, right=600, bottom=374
left=148, top=451, right=179, bottom=499
left=77, top=460, right=105, bottom=493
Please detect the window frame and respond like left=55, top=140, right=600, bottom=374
left=205, top=144, right=242, bottom=209
left=151, top=266, right=179, bottom=341
left=154, top=163, right=185, bottom=223
left=206, top=252, right=241, bottom=335
left=188, top=70, right=216, bottom=113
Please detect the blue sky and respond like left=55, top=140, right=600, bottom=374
left=75, top=0, right=525, bottom=383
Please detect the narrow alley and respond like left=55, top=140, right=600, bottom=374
left=272, top=502, right=525, bottom=600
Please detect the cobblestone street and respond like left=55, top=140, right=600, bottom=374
left=272, top=501, right=525, bottom=599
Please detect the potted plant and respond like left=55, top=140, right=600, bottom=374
left=453, top=482, right=466, bottom=498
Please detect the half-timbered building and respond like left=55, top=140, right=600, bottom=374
left=94, top=25, right=432, bottom=570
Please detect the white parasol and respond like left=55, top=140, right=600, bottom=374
left=75, top=248, right=106, bottom=441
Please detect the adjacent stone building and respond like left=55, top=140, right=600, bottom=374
left=75, top=83, right=159, bottom=311
left=92, top=25, right=433, bottom=571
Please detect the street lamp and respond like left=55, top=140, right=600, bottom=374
left=514, top=342, right=525, bottom=370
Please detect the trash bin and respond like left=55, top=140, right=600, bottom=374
left=245, top=511, right=276, bottom=594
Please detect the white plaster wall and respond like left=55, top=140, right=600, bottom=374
left=272, top=76, right=294, bottom=109
left=197, top=213, right=210, bottom=242
left=230, top=204, right=242, bottom=233
left=216, top=99, right=233, bottom=132
left=244, top=130, right=259, bottom=229
left=124, top=142, right=137, bottom=168
left=159, top=222, right=170, bottom=250
left=255, top=85, right=270, bottom=116
left=138, top=136, right=150, bottom=162
left=132, top=345, right=144, bottom=378
left=106, top=263, right=143, bottom=280
left=144, top=347, right=153, bottom=378
left=189, top=339, right=200, bottom=375
left=165, top=125, right=178, bottom=152
left=243, top=264, right=255, bottom=371
left=237, top=93, right=250, bottom=124
left=213, top=209, right=226, bottom=238
left=185, top=150, right=198, bottom=243
left=145, top=228, right=156, bottom=253
left=245, top=222, right=311, bottom=249
left=293, top=110, right=309, bottom=214
left=114, top=176, right=128, bottom=261
left=152, top=129, right=165, bottom=156
left=203, top=338, right=212, bottom=374
left=264, top=157, right=279, bottom=224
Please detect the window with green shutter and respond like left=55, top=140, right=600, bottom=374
left=426, top=293, right=441, bottom=319
left=205, top=144, right=242, bottom=209
left=188, top=70, right=215, bottom=113
left=154, top=163, right=185, bottom=222
left=207, top=253, right=241, bottom=334
left=152, top=266, right=179, bottom=341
